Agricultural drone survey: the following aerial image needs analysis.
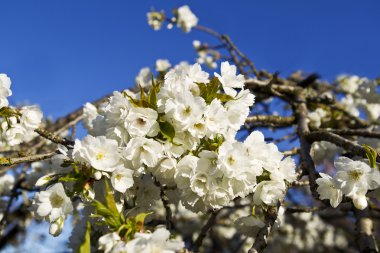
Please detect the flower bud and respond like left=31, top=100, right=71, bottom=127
left=49, top=217, right=64, bottom=237
left=353, top=195, right=368, bottom=210
left=94, top=171, right=102, bottom=180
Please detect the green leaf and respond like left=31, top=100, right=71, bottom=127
left=58, top=173, right=81, bottom=182
left=215, top=93, right=234, bottom=103
left=138, top=83, right=146, bottom=102
left=104, top=180, right=121, bottom=219
left=77, top=221, right=91, bottom=253
left=159, top=121, right=175, bottom=142
left=207, top=77, right=221, bottom=99
left=197, top=78, right=223, bottom=104
left=123, top=91, right=141, bottom=107
left=251, top=206, right=256, bottom=217
left=147, top=77, right=160, bottom=110
left=92, top=200, right=122, bottom=229
left=363, top=144, right=378, bottom=169
left=135, top=212, right=152, bottom=231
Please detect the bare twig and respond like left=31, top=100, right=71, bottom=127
left=354, top=208, right=379, bottom=253
left=35, top=128, right=74, bottom=146
left=160, top=187, right=173, bottom=231
left=306, top=131, right=380, bottom=163
left=327, top=129, right=380, bottom=139
left=0, top=151, right=57, bottom=168
left=248, top=204, right=280, bottom=253
left=192, top=210, right=220, bottom=252
left=246, top=115, right=295, bottom=127
left=294, top=91, right=320, bottom=199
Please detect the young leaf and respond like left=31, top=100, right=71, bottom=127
left=362, top=144, right=378, bottom=169
left=159, top=121, right=175, bottom=142
left=77, top=221, right=91, bottom=253
left=135, top=212, right=152, bottom=232
left=148, top=85, right=158, bottom=110
left=215, top=93, right=234, bottom=103
left=104, top=180, right=121, bottom=219
left=92, top=200, right=122, bottom=229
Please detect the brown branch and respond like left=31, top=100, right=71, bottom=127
left=245, top=78, right=301, bottom=95
left=192, top=210, right=220, bottom=253
left=294, top=91, right=320, bottom=199
left=305, top=131, right=380, bottom=163
left=0, top=151, right=57, bottom=168
left=160, top=187, right=173, bottom=231
left=291, top=180, right=309, bottom=187
left=327, top=129, right=380, bottom=139
left=248, top=204, right=280, bottom=253
left=34, top=128, right=74, bottom=146
left=285, top=206, right=319, bottom=213
left=354, top=208, right=379, bottom=253
left=246, top=115, right=295, bottom=127
left=282, top=147, right=300, bottom=156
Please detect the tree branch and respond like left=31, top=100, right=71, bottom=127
left=0, top=151, right=57, bottom=168
left=248, top=204, right=280, bottom=253
left=354, top=208, right=379, bottom=253
left=305, top=131, right=380, bottom=163
left=246, top=115, right=295, bottom=127
left=192, top=210, right=220, bottom=252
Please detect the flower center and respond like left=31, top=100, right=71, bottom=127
left=194, top=123, right=204, bottom=130
left=183, top=106, right=192, bottom=116
left=348, top=170, right=363, bottom=181
left=96, top=153, right=104, bottom=160
left=50, top=194, right=64, bottom=208
left=227, top=155, right=236, bottom=165
left=137, top=118, right=146, bottom=126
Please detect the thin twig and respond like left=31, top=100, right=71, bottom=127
left=192, top=210, right=220, bottom=253
left=0, top=151, right=57, bottom=168
left=306, top=131, right=380, bottom=163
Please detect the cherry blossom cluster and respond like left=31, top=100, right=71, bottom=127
left=316, top=156, right=380, bottom=209
left=0, top=74, right=43, bottom=147
left=147, top=5, right=198, bottom=32
left=98, top=226, right=184, bottom=253
left=266, top=209, right=350, bottom=252
left=193, top=40, right=219, bottom=69
left=77, top=61, right=296, bottom=211
left=28, top=60, right=296, bottom=251
left=337, top=75, right=380, bottom=121
left=307, top=75, right=380, bottom=128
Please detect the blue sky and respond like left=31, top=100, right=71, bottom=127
left=1, top=0, right=379, bottom=120
left=0, top=1, right=379, bottom=251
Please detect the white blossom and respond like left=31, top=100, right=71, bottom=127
left=307, top=108, right=327, bottom=128
left=124, top=137, right=163, bottom=168
left=155, top=59, right=171, bottom=72
left=98, top=232, right=121, bottom=253
left=176, top=5, right=198, bottom=32
left=73, top=135, right=121, bottom=172
left=111, top=165, right=134, bottom=193
left=334, top=157, right=380, bottom=209
left=0, top=174, right=15, bottom=196
left=316, top=173, right=343, bottom=208
left=125, top=107, right=159, bottom=137
left=253, top=180, right=286, bottom=206
left=0, top=73, right=12, bottom=108
left=136, top=67, right=152, bottom=88
left=82, top=102, right=98, bottom=130
left=147, top=11, right=164, bottom=31
left=126, top=226, right=184, bottom=253
left=32, top=183, right=73, bottom=223
left=164, top=90, right=206, bottom=131
left=214, top=61, right=245, bottom=97
left=337, top=75, right=364, bottom=94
